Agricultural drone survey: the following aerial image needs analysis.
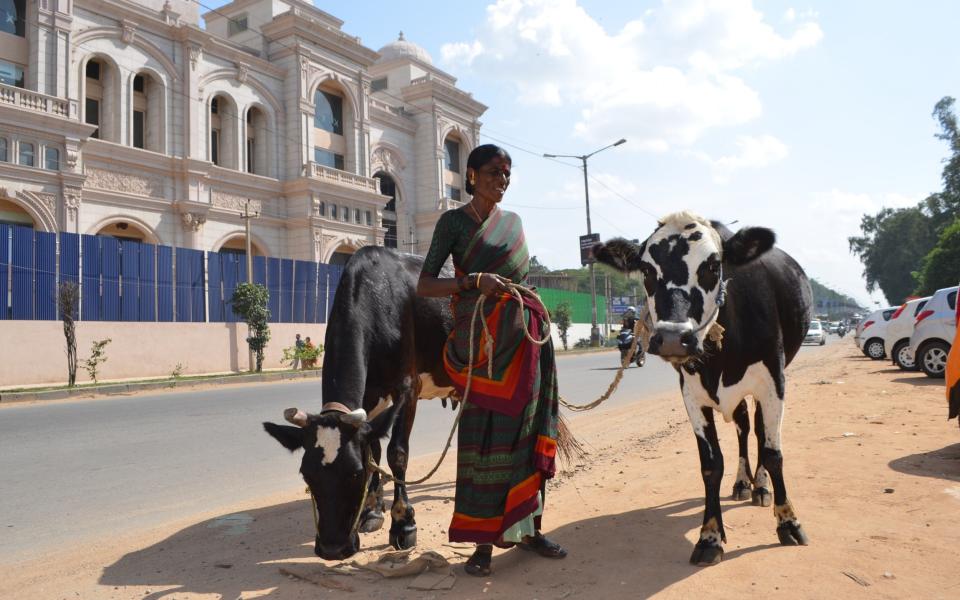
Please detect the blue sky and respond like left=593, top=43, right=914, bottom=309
left=205, top=0, right=960, bottom=307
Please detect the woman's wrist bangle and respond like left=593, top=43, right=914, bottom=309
left=475, top=272, right=483, bottom=290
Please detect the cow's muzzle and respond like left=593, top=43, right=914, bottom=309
left=315, top=532, right=360, bottom=560
left=648, top=322, right=698, bottom=359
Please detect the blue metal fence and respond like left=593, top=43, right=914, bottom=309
left=0, top=227, right=347, bottom=323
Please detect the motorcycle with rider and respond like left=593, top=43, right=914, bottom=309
left=617, top=306, right=645, bottom=367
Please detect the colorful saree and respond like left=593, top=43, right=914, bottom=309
left=420, top=207, right=560, bottom=544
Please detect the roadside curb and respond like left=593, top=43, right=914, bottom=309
left=0, top=369, right=322, bottom=404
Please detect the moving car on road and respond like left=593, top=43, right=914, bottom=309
left=804, top=320, right=827, bottom=345
left=855, top=307, right=896, bottom=359
left=910, top=286, right=958, bottom=378
left=883, top=296, right=931, bottom=371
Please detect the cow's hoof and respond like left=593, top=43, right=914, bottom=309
left=389, top=524, right=418, bottom=550
left=752, top=487, right=772, bottom=507
left=732, top=480, right=752, bottom=501
left=777, top=522, right=809, bottom=546
left=359, top=510, right=384, bottom=534
left=689, top=541, right=724, bottom=566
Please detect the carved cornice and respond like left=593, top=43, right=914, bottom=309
left=85, top=167, right=165, bottom=198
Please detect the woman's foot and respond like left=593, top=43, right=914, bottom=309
left=464, top=544, right=492, bottom=576
left=520, top=533, right=567, bottom=558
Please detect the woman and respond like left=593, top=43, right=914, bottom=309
left=417, top=144, right=567, bottom=576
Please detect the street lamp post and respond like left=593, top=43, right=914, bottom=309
left=544, top=138, right=626, bottom=347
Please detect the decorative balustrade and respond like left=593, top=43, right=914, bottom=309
left=309, top=162, right=381, bottom=193
left=369, top=97, right=403, bottom=116
left=0, top=83, right=75, bottom=119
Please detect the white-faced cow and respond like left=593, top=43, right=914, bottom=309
left=594, top=211, right=812, bottom=566
left=263, top=246, right=457, bottom=560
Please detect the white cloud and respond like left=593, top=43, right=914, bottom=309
left=691, top=134, right=789, bottom=182
left=442, top=0, right=823, bottom=151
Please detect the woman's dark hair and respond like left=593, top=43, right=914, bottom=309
left=465, top=144, right=512, bottom=195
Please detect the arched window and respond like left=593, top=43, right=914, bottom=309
left=0, top=1, right=25, bottom=37
left=245, top=106, right=270, bottom=176
left=84, top=58, right=119, bottom=142
left=442, top=135, right=464, bottom=202
left=210, top=94, right=239, bottom=169
left=96, top=221, right=151, bottom=243
left=131, top=73, right=163, bottom=151
left=313, top=84, right=346, bottom=171
left=373, top=171, right=398, bottom=249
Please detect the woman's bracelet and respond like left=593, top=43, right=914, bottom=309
left=475, top=272, right=483, bottom=290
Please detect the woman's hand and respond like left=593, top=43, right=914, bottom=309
left=478, top=273, right=511, bottom=297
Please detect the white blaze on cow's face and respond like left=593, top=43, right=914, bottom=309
left=315, top=425, right=341, bottom=466
left=639, top=211, right=724, bottom=359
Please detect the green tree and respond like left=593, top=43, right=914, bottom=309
left=849, top=207, right=937, bottom=305
left=550, top=301, right=573, bottom=350
left=231, top=283, right=271, bottom=372
left=914, top=217, right=960, bottom=295
left=528, top=255, right=551, bottom=274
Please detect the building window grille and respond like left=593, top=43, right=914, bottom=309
left=444, top=139, right=460, bottom=173
left=18, top=141, right=34, bottom=167
left=0, top=1, right=26, bottom=37
left=44, top=147, right=59, bottom=170
left=0, top=59, right=24, bottom=88
left=314, top=147, right=344, bottom=170
left=314, top=90, right=343, bottom=134
left=228, top=15, right=248, bottom=36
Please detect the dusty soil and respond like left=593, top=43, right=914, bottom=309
left=2, top=342, right=959, bottom=599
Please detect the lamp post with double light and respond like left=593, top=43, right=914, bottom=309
left=544, top=138, right=627, bottom=347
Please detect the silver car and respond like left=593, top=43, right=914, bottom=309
left=804, top=320, right=826, bottom=346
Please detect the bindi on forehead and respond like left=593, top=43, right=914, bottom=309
left=315, top=425, right=341, bottom=466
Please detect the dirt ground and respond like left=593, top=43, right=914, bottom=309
left=3, top=342, right=959, bottom=600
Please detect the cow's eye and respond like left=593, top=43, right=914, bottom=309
left=709, top=262, right=720, bottom=273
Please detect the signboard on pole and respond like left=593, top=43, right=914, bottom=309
left=579, top=233, right=600, bottom=266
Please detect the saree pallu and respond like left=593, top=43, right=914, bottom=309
left=444, top=210, right=560, bottom=543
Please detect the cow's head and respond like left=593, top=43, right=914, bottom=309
left=594, top=211, right=775, bottom=363
left=263, top=399, right=397, bottom=560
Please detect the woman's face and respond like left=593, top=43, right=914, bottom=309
left=469, top=155, right=512, bottom=204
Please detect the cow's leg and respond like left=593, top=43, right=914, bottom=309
left=756, top=389, right=809, bottom=546
left=359, top=438, right=386, bottom=533
left=731, top=400, right=753, bottom=501
left=685, top=397, right=726, bottom=566
left=387, top=393, right=418, bottom=550
left=751, top=401, right=773, bottom=507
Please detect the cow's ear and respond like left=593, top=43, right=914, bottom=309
left=722, top=227, right=775, bottom=265
left=359, top=400, right=404, bottom=442
left=592, top=238, right=646, bottom=273
left=263, top=422, right=305, bottom=452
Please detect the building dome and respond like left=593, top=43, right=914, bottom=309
left=376, top=32, right=433, bottom=65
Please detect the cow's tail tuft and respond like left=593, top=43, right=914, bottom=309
left=555, top=413, right=585, bottom=465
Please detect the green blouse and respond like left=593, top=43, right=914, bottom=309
left=420, top=207, right=481, bottom=277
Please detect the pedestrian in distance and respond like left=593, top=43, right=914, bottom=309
left=292, top=333, right=304, bottom=370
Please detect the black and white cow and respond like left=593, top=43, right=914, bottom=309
left=594, top=211, right=812, bottom=566
left=263, top=246, right=456, bottom=560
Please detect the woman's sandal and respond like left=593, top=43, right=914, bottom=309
left=519, top=533, right=568, bottom=558
left=464, top=545, right=492, bottom=576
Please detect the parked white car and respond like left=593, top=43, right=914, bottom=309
left=909, top=285, right=958, bottom=378
left=855, top=307, right=897, bottom=359
left=883, top=296, right=931, bottom=370
left=804, top=320, right=826, bottom=345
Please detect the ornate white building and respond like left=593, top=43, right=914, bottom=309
left=0, top=0, right=486, bottom=263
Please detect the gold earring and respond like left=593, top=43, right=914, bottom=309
left=469, top=176, right=476, bottom=186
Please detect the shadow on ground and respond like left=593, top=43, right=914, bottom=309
left=99, top=494, right=796, bottom=599
left=888, top=442, right=960, bottom=482
left=888, top=375, right=944, bottom=386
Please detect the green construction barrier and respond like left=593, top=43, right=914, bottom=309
left=536, top=287, right=607, bottom=323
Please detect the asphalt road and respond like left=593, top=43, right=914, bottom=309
left=0, top=348, right=680, bottom=563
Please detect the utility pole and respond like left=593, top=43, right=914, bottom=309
left=543, top=138, right=627, bottom=347
left=241, top=199, right=259, bottom=371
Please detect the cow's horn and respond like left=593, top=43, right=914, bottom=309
left=284, top=407, right=309, bottom=427
left=341, top=408, right=367, bottom=426
left=366, top=397, right=393, bottom=422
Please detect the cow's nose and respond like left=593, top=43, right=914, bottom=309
left=315, top=534, right=359, bottom=560
left=652, top=323, right=697, bottom=357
